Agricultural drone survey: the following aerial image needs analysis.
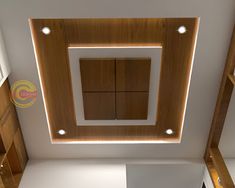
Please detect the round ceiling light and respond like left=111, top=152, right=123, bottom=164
left=177, top=26, right=187, bottom=34
left=58, top=129, right=66, bottom=135
left=42, top=27, right=51, bottom=35
left=165, top=129, right=174, bottom=135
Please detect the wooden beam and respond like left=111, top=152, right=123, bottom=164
left=206, top=161, right=223, bottom=188
left=204, top=24, right=235, bottom=188
left=205, top=25, right=235, bottom=159
left=210, top=148, right=234, bottom=188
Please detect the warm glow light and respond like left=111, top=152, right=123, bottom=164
left=58, top=129, right=66, bottom=135
left=177, top=26, right=187, bottom=34
left=178, top=18, right=200, bottom=142
left=52, top=139, right=180, bottom=144
left=42, top=27, right=51, bottom=35
left=68, top=46, right=162, bottom=49
left=166, top=129, right=174, bottom=135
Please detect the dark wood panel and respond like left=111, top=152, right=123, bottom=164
left=0, top=106, right=18, bottom=151
left=116, top=92, right=148, bottom=119
left=13, top=129, right=28, bottom=171
left=116, top=58, right=151, bottom=91
left=83, top=92, right=115, bottom=120
left=80, top=58, right=115, bottom=92
left=0, top=157, right=15, bottom=188
left=7, top=143, right=22, bottom=173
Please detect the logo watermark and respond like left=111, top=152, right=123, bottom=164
left=10, top=80, right=37, bottom=108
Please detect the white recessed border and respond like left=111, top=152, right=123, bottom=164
left=68, top=47, right=162, bottom=126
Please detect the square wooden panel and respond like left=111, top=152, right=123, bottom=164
left=80, top=58, right=115, bottom=92
left=83, top=92, right=115, bottom=120
left=116, top=58, right=151, bottom=91
left=116, top=92, right=149, bottom=120
left=29, top=18, right=199, bottom=142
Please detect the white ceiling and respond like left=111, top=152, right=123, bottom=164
left=0, top=0, right=234, bottom=159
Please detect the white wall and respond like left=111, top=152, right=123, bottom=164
left=127, top=162, right=204, bottom=188
left=19, top=160, right=127, bottom=188
left=225, top=159, right=235, bottom=184
left=19, top=160, right=205, bottom=188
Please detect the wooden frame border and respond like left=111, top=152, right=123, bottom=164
left=29, top=18, right=199, bottom=143
left=204, top=24, right=235, bottom=188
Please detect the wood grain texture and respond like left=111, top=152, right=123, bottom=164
left=83, top=92, right=115, bottom=120
left=204, top=25, right=235, bottom=158
left=7, top=143, right=22, bottom=174
left=210, top=148, right=234, bottom=188
left=29, top=18, right=199, bottom=142
left=0, top=157, right=15, bottom=188
left=0, top=80, right=28, bottom=187
left=206, top=161, right=223, bottom=188
left=116, top=92, right=149, bottom=119
left=80, top=58, right=115, bottom=92
left=64, top=19, right=164, bottom=47
left=116, top=58, right=151, bottom=91
left=13, top=129, right=28, bottom=171
left=0, top=106, right=18, bottom=151
left=204, top=25, right=235, bottom=188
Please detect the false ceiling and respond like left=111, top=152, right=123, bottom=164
left=29, top=18, right=199, bottom=143
left=0, top=0, right=234, bottom=158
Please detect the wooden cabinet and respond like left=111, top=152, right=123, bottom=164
left=0, top=79, right=28, bottom=188
left=13, top=130, right=28, bottom=171
left=1, top=108, right=18, bottom=151
left=80, top=58, right=150, bottom=120
left=0, top=29, right=11, bottom=87
left=0, top=157, right=15, bottom=188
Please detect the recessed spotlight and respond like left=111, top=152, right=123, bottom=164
left=42, top=27, right=51, bottom=35
left=177, top=26, right=187, bottom=34
left=166, top=129, right=174, bottom=135
left=58, top=129, right=66, bottom=135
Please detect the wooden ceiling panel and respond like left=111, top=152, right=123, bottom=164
left=29, top=18, right=199, bottom=143
left=116, top=58, right=151, bottom=92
